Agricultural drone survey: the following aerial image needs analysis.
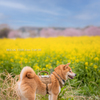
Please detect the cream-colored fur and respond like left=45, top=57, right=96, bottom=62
left=16, top=63, right=76, bottom=100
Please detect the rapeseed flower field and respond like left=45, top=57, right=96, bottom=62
left=0, top=36, right=100, bottom=99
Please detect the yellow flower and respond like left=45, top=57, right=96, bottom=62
left=85, top=62, right=88, bottom=66
left=35, top=66, right=39, bottom=70
left=94, top=57, right=99, bottom=61
left=73, top=67, right=75, bottom=69
left=0, top=36, right=100, bottom=76
left=20, top=58, right=23, bottom=61
left=0, top=61, right=3, bottom=64
left=10, top=59, right=13, bottom=62
left=50, top=60, right=52, bottom=62
left=39, top=67, right=41, bottom=70
left=90, top=63, right=93, bottom=66
left=45, top=59, right=48, bottom=62
left=2, top=54, right=5, bottom=58
left=25, top=59, right=28, bottom=63
left=46, top=64, right=49, bottom=68
left=93, top=65, right=98, bottom=69
left=19, top=61, right=22, bottom=64
left=85, top=67, right=87, bottom=69
left=76, top=59, right=79, bottom=63
left=57, top=61, right=59, bottom=64
left=42, top=68, right=45, bottom=70
left=68, top=60, right=71, bottom=63
left=72, top=57, right=76, bottom=60
left=49, top=66, right=52, bottom=69
left=37, top=60, right=39, bottom=62
left=15, top=55, right=18, bottom=59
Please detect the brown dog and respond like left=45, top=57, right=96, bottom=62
left=16, top=63, right=76, bottom=100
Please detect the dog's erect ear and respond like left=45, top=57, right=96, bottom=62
left=63, top=65, right=66, bottom=70
left=67, top=63, right=70, bottom=66
left=64, top=63, right=70, bottom=69
left=63, top=63, right=70, bottom=70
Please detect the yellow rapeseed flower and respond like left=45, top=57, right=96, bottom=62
left=35, top=66, right=39, bottom=70
left=37, top=60, right=39, bottom=62
left=42, top=68, right=45, bottom=71
left=90, top=63, right=93, bottom=66
left=0, top=61, right=3, bottom=64
left=94, top=57, right=99, bottom=61
left=0, top=36, right=100, bottom=73
left=46, top=64, right=49, bottom=68
left=73, top=67, right=75, bottom=69
left=85, top=62, right=88, bottom=66
left=85, top=67, right=87, bottom=69
left=19, top=61, right=22, bottom=64
left=57, top=61, right=59, bottom=64
left=68, top=60, right=71, bottom=63
left=76, top=59, right=79, bottom=63
left=93, top=65, right=98, bottom=69
left=10, top=59, right=13, bottom=62
left=45, top=59, right=48, bottom=62
left=50, top=60, right=52, bottom=62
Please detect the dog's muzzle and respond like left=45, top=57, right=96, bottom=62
left=68, top=74, right=77, bottom=79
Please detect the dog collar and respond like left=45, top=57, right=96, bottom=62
left=62, top=79, right=65, bottom=83
left=56, top=73, right=65, bottom=84
left=52, top=72, right=65, bottom=87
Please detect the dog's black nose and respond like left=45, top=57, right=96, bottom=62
left=75, top=74, right=77, bottom=76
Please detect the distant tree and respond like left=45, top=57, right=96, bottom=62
left=8, top=30, right=21, bottom=38
left=0, top=28, right=10, bottom=38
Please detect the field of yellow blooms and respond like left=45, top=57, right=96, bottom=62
left=0, top=36, right=100, bottom=99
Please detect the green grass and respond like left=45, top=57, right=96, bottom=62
left=0, top=68, right=100, bottom=100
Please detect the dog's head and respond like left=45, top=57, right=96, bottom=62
left=54, top=63, right=76, bottom=81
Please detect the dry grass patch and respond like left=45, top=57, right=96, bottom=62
left=0, top=71, right=19, bottom=100
left=0, top=71, right=99, bottom=100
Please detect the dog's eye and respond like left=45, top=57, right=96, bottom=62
left=69, top=71, right=71, bottom=72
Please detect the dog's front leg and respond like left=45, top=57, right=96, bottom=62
left=48, top=93, right=58, bottom=100
left=48, top=95, right=51, bottom=100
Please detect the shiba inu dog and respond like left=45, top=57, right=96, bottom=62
left=16, top=63, right=76, bottom=100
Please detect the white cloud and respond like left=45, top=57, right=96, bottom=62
left=0, top=1, right=28, bottom=10
left=75, top=13, right=97, bottom=20
left=0, top=1, right=58, bottom=15
left=0, top=1, right=70, bottom=16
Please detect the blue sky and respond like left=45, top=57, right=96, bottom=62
left=0, top=0, right=100, bottom=29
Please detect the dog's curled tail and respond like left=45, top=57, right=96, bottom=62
left=20, top=66, right=35, bottom=81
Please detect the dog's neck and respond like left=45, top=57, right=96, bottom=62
left=52, top=72, right=65, bottom=88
